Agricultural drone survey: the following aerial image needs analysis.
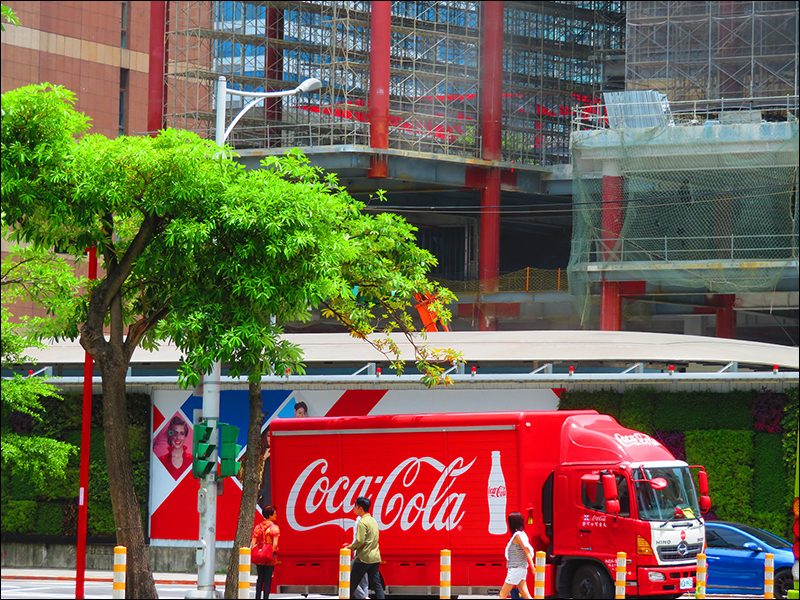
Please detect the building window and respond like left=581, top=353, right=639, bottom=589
left=121, top=1, right=130, bottom=48
left=119, top=68, right=129, bottom=137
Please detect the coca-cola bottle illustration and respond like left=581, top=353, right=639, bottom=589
left=487, top=450, right=508, bottom=534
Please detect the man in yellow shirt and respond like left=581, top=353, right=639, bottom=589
left=343, top=496, right=385, bottom=599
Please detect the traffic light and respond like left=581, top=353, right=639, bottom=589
left=192, top=421, right=216, bottom=478
left=218, top=423, right=242, bottom=479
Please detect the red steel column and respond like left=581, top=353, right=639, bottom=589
left=265, top=6, right=284, bottom=145
left=147, top=1, right=167, bottom=135
left=714, top=294, right=737, bottom=339
left=479, top=2, right=503, bottom=331
left=369, top=1, right=391, bottom=178
left=600, top=161, right=624, bottom=330
left=75, top=246, right=97, bottom=599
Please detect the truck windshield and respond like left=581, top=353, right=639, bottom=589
left=633, top=466, right=701, bottom=522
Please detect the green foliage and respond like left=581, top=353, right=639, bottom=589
left=686, top=429, right=754, bottom=521
left=782, top=387, right=798, bottom=474
left=618, top=387, right=656, bottom=435
left=559, top=388, right=621, bottom=419
left=652, top=390, right=755, bottom=431
left=35, top=502, right=66, bottom=536
left=2, top=500, right=37, bottom=533
left=753, top=433, right=790, bottom=513
left=1, top=4, right=20, bottom=30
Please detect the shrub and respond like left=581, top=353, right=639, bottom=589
left=782, top=387, right=798, bottom=474
left=560, top=389, right=621, bottom=419
left=653, top=390, right=755, bottom=431
left=685, top=430, right=754, bottom=522
left=653, top=430, right=686, bottom=461
left=752, top=389, right=786, bottom=433
left=619, top=387, right=656, bottom=435
left=753, top=433, right=789, bottom=513
left=1, top=500, right=38, bottom=533
left=35, top=502, right=66, bottom=536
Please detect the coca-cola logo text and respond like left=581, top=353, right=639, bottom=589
left=614, top=432, right=659, bottom=447
left=488, top=485, right=507, bottom=498
left=286, top=456, right=476, bottom=532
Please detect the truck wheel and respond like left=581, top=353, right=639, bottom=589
left=570, top=564, right=613, bottom=599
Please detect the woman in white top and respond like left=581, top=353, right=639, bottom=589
left=500, top=511, right=536, bottom=599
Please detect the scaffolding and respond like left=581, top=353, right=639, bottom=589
left=164, top=1, right=625, bottom=165
left=626, top=1, right=799, bottom=102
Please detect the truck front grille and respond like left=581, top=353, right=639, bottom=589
left=657, top=542, right=702, bottom=561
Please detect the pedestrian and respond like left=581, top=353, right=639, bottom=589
left=251, top=505, right=280, bottom=600
left=342, top=496, right=385, bottom=599
left=351, top=515, right=370, bottom=599
left=500, top=511, right=536, bottom=599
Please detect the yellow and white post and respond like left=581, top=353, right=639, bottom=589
left=765, top=552, right=775, bottom=599
left=615, top=552, right=626, bottom=599
left=239, top=547, right=251, bottom=599
left=339, top=548, right=351, bottom=599
left=439, top=549, right=451, bottom=599
left=112, top=545, right=126, bottom=600
left=533, top=551, right=546, bottom=599
left=696, top=553, right=707, bottom=599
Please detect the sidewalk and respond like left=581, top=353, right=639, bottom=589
left=0, top=567, right=225, bottom=585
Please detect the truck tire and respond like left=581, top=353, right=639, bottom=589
left=570, top=564, right=613, bottom=599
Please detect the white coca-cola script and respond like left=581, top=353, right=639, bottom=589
left=614, top=432, right=660, bottom=447
left=286, top=456, right=476, bottom=532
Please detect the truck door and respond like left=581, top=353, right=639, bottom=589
left=578, top=471, right=635, bottom=566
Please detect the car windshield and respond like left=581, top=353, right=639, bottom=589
left=633, top=465, right=701, bottom=522
left=732, top=523, right=792, bottom=549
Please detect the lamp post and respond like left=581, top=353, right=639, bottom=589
left=188, top=75, right=321, bottom=600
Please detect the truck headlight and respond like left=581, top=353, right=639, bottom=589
left=648, top=572, right=666, bottom=582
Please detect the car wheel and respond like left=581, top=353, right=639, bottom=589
left=571, top=564, right=614, bottom=599
left=775, top=568, right=792, bottom=600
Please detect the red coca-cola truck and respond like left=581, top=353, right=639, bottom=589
left=269, top=410, right=711, bottom=598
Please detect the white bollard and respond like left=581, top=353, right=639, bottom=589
left=112, top=545, right=126, bottom=600
left=615, top=551, right=626, bottom=599
left=339, top=548, right=351, bottom=599
left=765, top=552, right=775, bottom=599
left=696, top=553, right=707, bottom=599
left=239, top=547, right=251, bottom=599
left=440, top=549, right=451, bottom=599
left=533, top=551, right=546, bottom=599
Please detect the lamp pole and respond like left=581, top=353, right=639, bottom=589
left=188, top=75, right=321, bottom=600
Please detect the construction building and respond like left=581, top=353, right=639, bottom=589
left=2, top=1, right=798, bottom=343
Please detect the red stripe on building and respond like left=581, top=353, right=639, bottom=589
left=325, top=390, right=388, bottom=417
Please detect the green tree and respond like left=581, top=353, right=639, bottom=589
left=160, top=150, right=457, bottom=597
left=1, top=237, right=79, bottom=494
left=2, top=84, right=457, bottom=598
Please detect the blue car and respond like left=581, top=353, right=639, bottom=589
left=705, top=520, right=794, bottom=599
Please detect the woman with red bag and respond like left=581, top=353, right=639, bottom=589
left=250, top=505, right=280, bottom=600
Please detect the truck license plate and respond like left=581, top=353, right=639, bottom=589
left=679, top=577, right=693, bottom=590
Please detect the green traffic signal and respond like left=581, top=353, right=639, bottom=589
left=218, top=423, right=242, bottom=479
left=192, top=421, right=216, bottom=479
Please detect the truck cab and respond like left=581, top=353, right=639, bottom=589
left=548, top=415, right=710, bottom=598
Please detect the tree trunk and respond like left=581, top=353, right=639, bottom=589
left=98, top=358, right=158, bottom=599
left=224, top=378, right=264, bottom=599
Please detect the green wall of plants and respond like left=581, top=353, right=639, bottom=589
left=1, top=391, right=150, bottom=539
left=559, top=386, right=798, bottom=539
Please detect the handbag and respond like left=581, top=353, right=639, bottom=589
left=251, top=523, right=274, bottom=565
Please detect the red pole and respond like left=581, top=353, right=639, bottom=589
left=147, top=1, right=167, bottom=136
left=600, top=162, right=624, bottom=330
left=265, top=6, right=284, bottom=146
left=714, top=294, right=737, bottom=338
left=368, top=1, right=391, bottom=178
left=76, top=246, right=97, bottom=598
left=479, top=2, right=503, bottom=330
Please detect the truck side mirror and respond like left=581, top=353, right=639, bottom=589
left=602, top=473, right=620, bottom=516
left=697, top=468, right=711, bottom=513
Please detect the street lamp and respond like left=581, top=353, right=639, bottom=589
left=215, top=75, right=322, bottom=145
left=190, top=75, right=322, bottom=600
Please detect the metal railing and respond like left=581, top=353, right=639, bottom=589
left=590, top=233, right=799, bottom=263
left=573, top=95, right=799, bottom=131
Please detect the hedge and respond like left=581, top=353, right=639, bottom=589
left=1, top=391, right=151, bottom=539
left=559, top=386, right=798, bottom=540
